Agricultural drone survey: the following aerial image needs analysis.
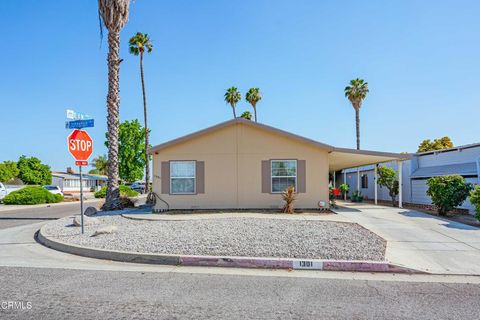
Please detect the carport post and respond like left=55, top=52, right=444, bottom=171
left=333, top=171, right=336, bottom=188
left=398, top=161, right=403, bottom=208
left=357, top=168, right=360, bottom=192
left=343, top=171, right=347, bottom=200
left=374, top=164, right=378, bottom=205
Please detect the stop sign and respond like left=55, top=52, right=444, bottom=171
left=67, top=129, right=93, bottom=161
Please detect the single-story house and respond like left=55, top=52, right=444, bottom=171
left=339, top=142, right=480, bottom=214
left=149, top=118, right=409, bottom=211
left=52, top=171, right=108, bottom=193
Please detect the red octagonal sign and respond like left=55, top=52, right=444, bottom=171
left=67, top=129, right=93, bottom=162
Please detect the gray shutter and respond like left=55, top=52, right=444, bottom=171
left=261, top=160, right=271, bottom=193
left=161, top=161, right=170, bottom=194
left=196, top=161, right=205, bottom=194
left=297, top=160, right=306, bottom=193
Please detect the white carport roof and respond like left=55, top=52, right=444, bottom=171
left=329, top=148, right=410, bottom=172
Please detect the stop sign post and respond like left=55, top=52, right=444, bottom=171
left=67, top=129, right=93, bottom=234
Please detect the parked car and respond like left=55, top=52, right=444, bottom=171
left=0, top=183, right=6, bottom=200
left=0, top=183, right=24, bottom=200
left=130, top=182, right=146, bottom=193
left=43, top=185, right=64, bottom=196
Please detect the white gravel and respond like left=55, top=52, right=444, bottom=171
left=44, top=215, right=386, bottom=261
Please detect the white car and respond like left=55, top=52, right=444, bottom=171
left=43, top=185, right=64, bottom=196
left=0, top=183, right=7, bottom=200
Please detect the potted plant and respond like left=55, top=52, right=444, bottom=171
left=339, top=183, right=349, bottom=199
left=351, top=190, right=364, bottom=203
left=329, top=187, right=337, bottom=208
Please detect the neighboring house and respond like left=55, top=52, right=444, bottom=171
left=52, top=171, right=108, bottom=193
left=339, top=143, right=480, bottom=214
left=149, top=118, right=408, bottom=211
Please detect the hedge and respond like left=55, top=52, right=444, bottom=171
left=94, top=185, right=139, bottom=199
left=470, top=185, right=480, bottom=221
left=3, top=186, right=63, bottom=205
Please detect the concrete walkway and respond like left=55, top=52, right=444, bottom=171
left=332, top=201, right=480, bottom=275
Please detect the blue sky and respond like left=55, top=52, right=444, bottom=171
left=0, top=1, right=479, bottom=171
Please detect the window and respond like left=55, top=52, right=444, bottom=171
left=271, top=160, right=297, bottom=193
left=170, top=161, right=196, bottom=194
left=361, top=174, right=368, bottom=189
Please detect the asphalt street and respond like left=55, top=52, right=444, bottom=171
left=1, top=266, right=479, bottom=320
left=0, top=201, right=101, bottom=229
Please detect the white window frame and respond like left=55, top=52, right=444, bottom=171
left=170, top=161, right=196, bottom=195
left=270, top=159, right=297, bottom=193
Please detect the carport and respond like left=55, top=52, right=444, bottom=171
left=328, top=148, right=410, bottom=207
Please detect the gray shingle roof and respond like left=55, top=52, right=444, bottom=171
left=52, top=172, right=108, bottom=181
left=411, top=162, right=478, bottom=178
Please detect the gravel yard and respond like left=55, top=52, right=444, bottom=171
left=43, top=215, right=386, bottom=261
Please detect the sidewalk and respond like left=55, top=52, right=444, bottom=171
left=332, top=201, right=480, bottom=275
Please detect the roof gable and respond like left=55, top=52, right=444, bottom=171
left=149, top=118, right=334, bottom=154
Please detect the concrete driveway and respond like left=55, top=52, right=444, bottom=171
left=333, top=201, right=480, bottom=275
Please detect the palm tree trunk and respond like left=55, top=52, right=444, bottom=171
left=355, top=107, right=360, bottom=150
left=140, top=52, right=150, bottom=194
left=104, top=31, right=122, bottom=210
left=232, top=105, right=236, bottom=118
left=253, top=105, right=257, bottom=122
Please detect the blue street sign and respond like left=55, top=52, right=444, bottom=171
left=65, top=119, right=94, bottom=129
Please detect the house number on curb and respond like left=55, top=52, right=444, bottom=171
left=292, top=260, right=323, bottom=270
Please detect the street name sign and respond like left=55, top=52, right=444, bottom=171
left=67, top=130, right=93, bottom=162
left=66, top=109, right=91, bottom=120
left=65, top=119, right=95, bottom=129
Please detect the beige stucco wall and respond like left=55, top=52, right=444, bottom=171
left=152, top=122, right=330, bottom=210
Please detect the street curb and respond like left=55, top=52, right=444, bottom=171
left=37, top=225, right=422, bottom=273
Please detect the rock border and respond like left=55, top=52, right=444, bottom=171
left=37, top=225, right=421, bottom=273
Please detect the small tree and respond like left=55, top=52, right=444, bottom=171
left=17, top=156, right=52, bottom=185
left=426, top=175, right=473, bottom=216
left=105, top=120, right=146, bottom=184
left=469, top=186, right=480, bottom=221
left=0, top=161, right=20, bottom=183
left=377, top=166, right=399, bottom=207
left=417, top=136, right=454, bottom=152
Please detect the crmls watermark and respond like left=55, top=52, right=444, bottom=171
left=1, top=301, right=32, bottom=310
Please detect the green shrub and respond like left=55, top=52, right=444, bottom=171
left=351, top=190, right=363, bottom=202
left=426, top=175, right=473, bottom=216
left=3, top=186, right=64, bottom=205
left=94, top=185, right=139, bottom=199
left=469, top=186, right=480, bottom=221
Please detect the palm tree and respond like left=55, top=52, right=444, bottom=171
left=245, top=88, right=262, bottom=122
left=129, top=32, right=153, bottom=194
left=98, top=0, right=131, bottom=210
left=344, top=78, right=369, bottom=150
left=90, top=155, right=108, bottom=175
left=224, top=87, right=241, bottom=118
